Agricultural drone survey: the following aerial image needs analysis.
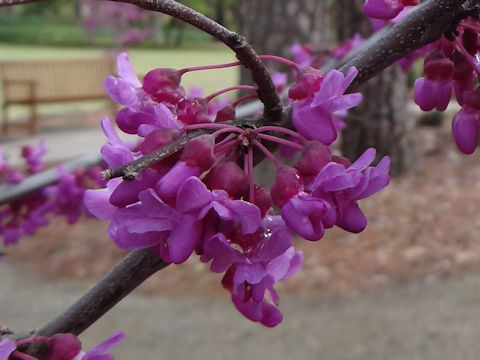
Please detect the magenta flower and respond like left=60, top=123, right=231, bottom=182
left=292, top=67, right=363, bottom=145
left=176, top=176, right=261, bottom=235
left=0, top=338, right=16, bottom=360
left=84, top=51, right=394, bottom=327
left=104, top=52, right=143, bottom=109
left=204, top=216, right=302, bottom=327
left=22, top=139, right=48, bottom=175
left=73, top=331, right=125, bottom=360
left=414, top=50, right=455, bottom=111
left=451, top=89, right=480, bottom=154
left=363, top=0, right=418, bottom=20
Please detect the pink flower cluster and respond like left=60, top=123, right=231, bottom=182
left=413, top=20, right=480, bottom=154
left=82, top=0, right=153, bottom=47
left=361, top=1, right=480, bottom=155
left=86, top=53, right=390, bottom=326
left=0, top=141, right=105, bottom=251
left=0, top=331, right=123, bottom=360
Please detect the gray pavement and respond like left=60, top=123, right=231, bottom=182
left=3, top=259, right=480, bottom=360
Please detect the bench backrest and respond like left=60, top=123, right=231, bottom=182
left=0, top=57, right=116, bottom=103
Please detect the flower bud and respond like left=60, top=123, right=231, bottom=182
left=204, top=161, right=247, bottom=198
left=271, top=166, right=302, bottom=207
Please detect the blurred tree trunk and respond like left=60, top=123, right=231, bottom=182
left=237, top=0, right=330, bottom=85
left=334, top=0, right=415, bottom=176
left=237, top=0, right=330, bottom=187
left=213, top=0, right=225, bottom=26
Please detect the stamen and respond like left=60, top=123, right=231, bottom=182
left=254, top=126, right=309, bottom=143
left=454, top=38, right=480, bottom=76
left=259, top=55, right=301, bottom=73
left=232, top=94, right=259, bottom=107
left=205, top=85, right=257, bottom=102
left=257, top=133, right=304, bottom=150
left=179, top=61, right=242, bottom=75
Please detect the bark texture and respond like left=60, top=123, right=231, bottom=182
left=237, top=0, right=330, bottom=83
left=334, top=0, right=415, bottom=176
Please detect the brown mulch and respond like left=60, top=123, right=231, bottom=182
left=8, top=120, right=480, bottom=299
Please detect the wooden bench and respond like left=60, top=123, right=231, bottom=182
left=0, top=57, right=117, bottom=134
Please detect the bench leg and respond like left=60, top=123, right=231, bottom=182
left=2, top=104, right=9, bottom=135
left=28, top=102, right=38, bottom=135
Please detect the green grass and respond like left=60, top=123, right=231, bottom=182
left=0, top=15, right=211, bottom=47
left=0, top=43, right=238, bottom=120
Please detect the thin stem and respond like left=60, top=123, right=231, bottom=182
left=454, top=37, right=480, bottom=76
left=212, top=127, right=244, bottom=139
left=179, top=60, right=242, bottom=74
left=205, top=85, right=257, bottom=102
left=214, top=137, right=240, bottom=158
left=257, top=133, right=305, bottom=150
left=259, top=55, right=301, bottom=72
left=254, top=126, right=308, bottom=142
left=232, top=94, right=259, bottom=107
left=461, top=22, right=480, bottom=32
left=252, top=139, right=281, bottom=168
left=247, top=145, right=254, bottom=203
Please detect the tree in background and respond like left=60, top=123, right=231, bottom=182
left=333, top=0, right=415, bottom=176
left=237, top=0, right=331, bottom=85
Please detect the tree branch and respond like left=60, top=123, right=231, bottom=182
left=0, top=154, right=103, bottom=206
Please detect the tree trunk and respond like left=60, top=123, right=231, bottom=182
left=334, top=0, right=415, bottom=176
left=237, top=0, right=330, bottom=85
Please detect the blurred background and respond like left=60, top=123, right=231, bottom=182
left=2, top=1, right=480, bottom=359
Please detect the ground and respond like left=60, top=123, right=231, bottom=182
left=8, top=113, right=480, bottom=298
left=3, top=109, right=480, bottom=359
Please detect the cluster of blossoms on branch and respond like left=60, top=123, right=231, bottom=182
left=82, top=0, right=154, bottom=47
left=299, top=1, right=480, bottom=156
left=0, top=330, right=123, bottom=360
left=0, top=142, right=105, bottom=254
left=85, top=52, right=390, bottom=327
left=364, top=0, right=480, bottom=155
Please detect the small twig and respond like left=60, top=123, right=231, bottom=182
left=102, top=130, right=205, bottom=180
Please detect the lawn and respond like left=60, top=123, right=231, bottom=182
left=0, top=43, right=238, bottom=120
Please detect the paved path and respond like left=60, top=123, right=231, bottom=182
left=2, top=259, right=480, bottom=360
